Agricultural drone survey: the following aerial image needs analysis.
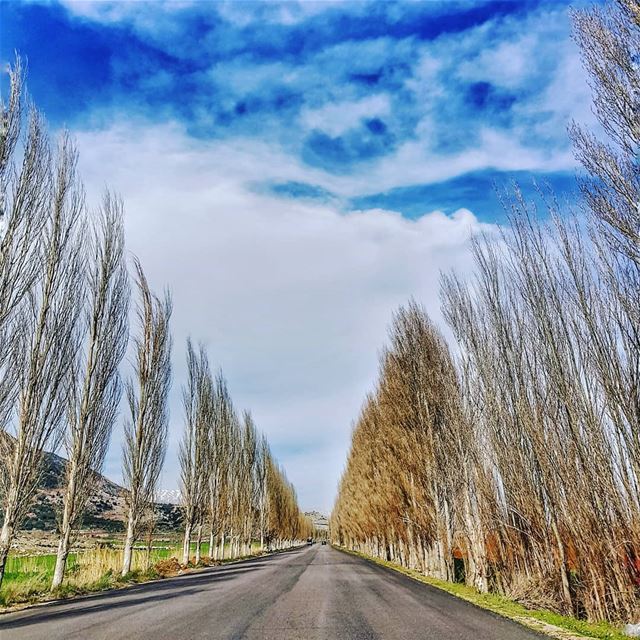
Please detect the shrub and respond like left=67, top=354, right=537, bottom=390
left=153, top=557, right=182, bottom=577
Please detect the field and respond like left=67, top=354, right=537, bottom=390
left=1, top=536, right=261, bottom=608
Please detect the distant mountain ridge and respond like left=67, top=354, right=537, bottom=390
left=11, top=448, right=182, bottom=532
left=305, top=511, right=329, bottom=531
left=3, top=441, right=324, bottom=535
left=156, top=489, right=182, bottom=505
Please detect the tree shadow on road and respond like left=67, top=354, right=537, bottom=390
left=0, top=546, right=310, bottom=631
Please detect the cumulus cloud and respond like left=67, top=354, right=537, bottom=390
left=11, top=1, right=588, bottom=179
left=6, top=0, right=593, bottom=513
left=73, top=121, right=492, bottom=512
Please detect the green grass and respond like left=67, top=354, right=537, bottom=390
left=5, top=553, right=61, bottom=578
left=1, top=540, right=266, bottom=608
left=337, top=547, right=628, bottom=640
left=2, top=542, right=210, bottom=587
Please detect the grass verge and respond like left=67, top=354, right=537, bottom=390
left=0, top=542, right=288, bottom=611
left=335, top=546, right=628, bottom=640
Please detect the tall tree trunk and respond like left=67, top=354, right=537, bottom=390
left=0, top=481, right=20, bottom=590
left=122, top=507, right=136, bottom=576
left=209, top=527, right=216, bottom=561
left=182, top=521, right=192, bottom=565
left=51, top=468, right=78, bottom=589
left=551, top=520, right=573, bottom=614
left=51, top=525, right=72, bottom=589
left=0, top=518, right=13, bottom=589
left=195, top=523, right=202, bottom=564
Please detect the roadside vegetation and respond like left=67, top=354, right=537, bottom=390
left=339, top=547, right=628, bottom=640
left=332, top=0, right=640, bottom=631
left=178, top=341, right=312, bottom=566
left=1, top=540, right=282, bottom=608
left=0, top=56, right=310, bottom=602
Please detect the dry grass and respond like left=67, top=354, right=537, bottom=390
left=0, top=540, right=281, bottom=609
left=1, top=546, right=179, bottom=607
left=339, top=547, right=629, bottom=640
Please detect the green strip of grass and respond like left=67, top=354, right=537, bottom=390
left=2, top=542, right=213, bottom=591
left=336, top=547, right=628, bottom=640
left=1, top=541, right=273, bottom=610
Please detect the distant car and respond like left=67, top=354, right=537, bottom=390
left=321, top=540, right=327, bottom=545
left=307, top=537, right=313, bottom=545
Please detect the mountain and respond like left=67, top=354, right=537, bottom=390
left=305, top=511, right=329, bottom=531
left=156, top=489, right=182, bottom=505
left=15, top=449, right=182, bottom=532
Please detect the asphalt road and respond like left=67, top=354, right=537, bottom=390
left=0, top=544, right=546, bottom=640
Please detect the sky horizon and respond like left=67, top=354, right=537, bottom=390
left=1, top=0, right=594, bottom=514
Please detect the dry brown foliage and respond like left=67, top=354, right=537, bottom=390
left=332, top=0, right=640, bottom=624
left=153, top=557, right=182, bottom=577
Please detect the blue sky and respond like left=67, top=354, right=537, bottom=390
left=1, top=0, right=594, bottom=511
left=2, top=0, right=589, bottom=221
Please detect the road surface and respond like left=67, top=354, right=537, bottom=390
left=0, top=544, right=545, bottom=640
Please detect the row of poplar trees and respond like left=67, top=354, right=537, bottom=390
left=179, top=342, right=312, bottom=565
left=0, top=59, right=308, bottom=592
left=332, top=0, right=640, bottom=624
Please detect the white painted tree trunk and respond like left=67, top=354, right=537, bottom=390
left=121, top=509, right=136, bottom=576
left=0, top=519, right=13, bottom=589
left=51, top=468, right=78, bottom=589
left=195, top=524, right=202, bottom=564
left=182, top=522, right=192, bottom=565
left=51, top=525, right=72, bottom=589
left=463, top=498, right=488, bottom=592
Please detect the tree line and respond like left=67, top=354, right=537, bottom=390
left=0, top=59, right=309, bottom=592
left=332, top=0, right=639, bottom=623
left=179, top=340, right=312, bottom=567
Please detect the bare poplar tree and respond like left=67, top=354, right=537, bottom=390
left=256, top=435, right=270, bottom=551
left=570, top=0, right=640, bottom=534
left=570, top=0, right=640, bottom=266
left=194, top=369, right=214, bottom=563
left=264, top=461, right=310, bottom=549
left=239, top=412, right=258, bottom=556
left=50, top=193, right=129, bottom=589
left=0, top=129, right=85, bottom=588
left=121, top=259, right=172, bottom=576
left=0, top=58, right=50, bottom=439
left=195, top=369, right=309, bottom=560
left=208, top=373, right=236, bottom=560
left=334, top=198, right=640, bottom=619
left=180, top=339, right=212, bottom=565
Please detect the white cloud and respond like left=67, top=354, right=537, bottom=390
left=18, top=0, right=594, bottom=517
left=314, top=126, right=575, bottom=200
left=55, top=0, right=591, bottom=193
left=217, top=0, right=353, bottom=27
left=519, top=38, right=597, bottom=142
left=301, top=94, right=391, bottom=136
left=457, top=33, right=539, bottom=89
left=73, top=120, right=492, bottom=513
left=59, top=0, right=198, bottom=26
